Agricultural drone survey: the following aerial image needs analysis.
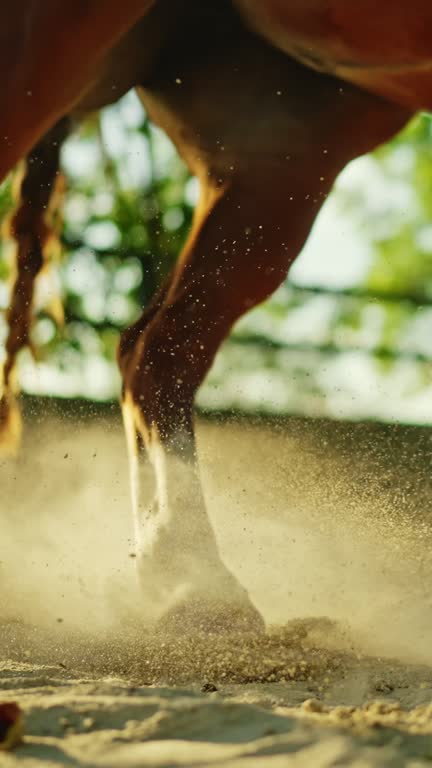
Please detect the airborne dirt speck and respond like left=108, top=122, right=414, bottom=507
left=1, top=403, right=432, bottom=765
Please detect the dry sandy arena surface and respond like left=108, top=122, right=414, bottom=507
left=2, top=403, right=432, bottom=766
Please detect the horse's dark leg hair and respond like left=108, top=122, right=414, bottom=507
left=0, top=117, right=70, bottom=450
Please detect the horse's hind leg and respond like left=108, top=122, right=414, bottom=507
left=118, top=166, right=312, bottom=632
left=118, top=7, right=409, bottom=632
left=0, top=118, right=70, bottom=451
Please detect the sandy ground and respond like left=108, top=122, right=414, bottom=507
left=2, top=410, right=432, bottom=765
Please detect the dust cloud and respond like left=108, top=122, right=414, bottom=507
left=1, top=404, right=432, bottom=668
left=4, top=405, right=432, bottom=765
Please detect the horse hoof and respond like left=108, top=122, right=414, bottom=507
left=156, top=595, right=265, bottom=637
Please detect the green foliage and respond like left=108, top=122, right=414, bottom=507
left=1, top=93, right=432, bottom=415
left=367, top=114, right=432, bottom=299
left=0, top=176, right=13, bottom=281
left=327, top=113, right=432, bottom=381
left=0, top=94, right=194, bottom=380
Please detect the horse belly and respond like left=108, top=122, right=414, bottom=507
left=234, top=0, right=432, bottom=109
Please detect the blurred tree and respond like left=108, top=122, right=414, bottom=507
left=1, top=94, right=432, bottom=418
left=0, top=92, right=194, bottom=393
left=330, top=112, right=432, bottom=385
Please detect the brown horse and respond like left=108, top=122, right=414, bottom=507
left=0, top=0, right=429, bottom=632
